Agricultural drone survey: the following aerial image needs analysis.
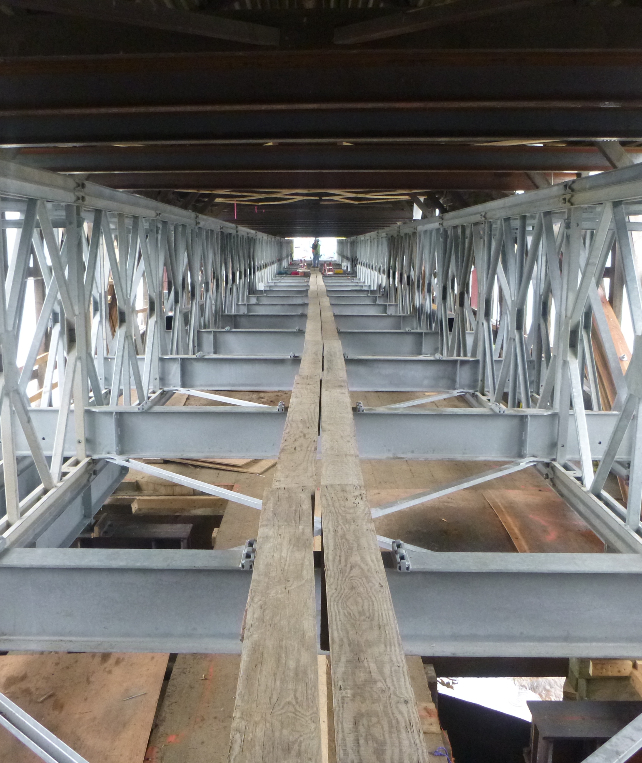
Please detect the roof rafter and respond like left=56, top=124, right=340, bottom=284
left=2, top=0, right=279, bottom=46
left=334, top=0, right=564, bottom=44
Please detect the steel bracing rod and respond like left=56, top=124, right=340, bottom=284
left=370, top=460, right=535, bottom=519
left=580, top=711, right=642, bottom=763
left=0, top=691, right=89, bottom=763
left=104, top=456, right=263, bottom=510
left=370, top=390, right=466, bottom=410
left=173, top=389, right=271, bottom=407
left=0, top=158, right=291, bottom=527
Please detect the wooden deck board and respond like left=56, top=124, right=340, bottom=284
left=228, top=487, right=322, bottom=763
left=318, top=276, right=428, bottom=763
left=147, top=655, right=241, bottom=763
left=227, top=277, right=323, bottom=763
left=0, top=653, right=167, bottom=763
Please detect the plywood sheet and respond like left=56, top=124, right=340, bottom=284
left=0, top=652, right=167, bottom=763
left=370, top=487, right=516, bottom=552
left=147, top=655, right=241, bottom=763
left=484, top=487, right=604, bottom=552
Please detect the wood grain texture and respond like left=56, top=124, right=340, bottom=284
left=271, top=375, right=321, bottom=490
left=148, top=655, right=241, bottom=763
left=321, top=483, right=428, bottom=763
left=0, top=652, right=167, bottom=763
left=131, top=495, right=227, bottom=514
left=317, top=276, right=428, bottom=763
left=228, top=487, right=322, bottom=763
left=228, top=277, right=323, bottom=763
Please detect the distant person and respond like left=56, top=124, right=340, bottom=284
left=311, top=238, right=320, bottom=268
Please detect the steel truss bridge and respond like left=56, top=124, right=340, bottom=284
left=2, top=157, right=642, bottom=666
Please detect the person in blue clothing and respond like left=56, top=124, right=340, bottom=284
left=311, top=238, right=320, bottom=268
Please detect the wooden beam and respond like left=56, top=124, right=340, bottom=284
left=2, top=0, right=279, bottom=46
left=334, top=0, right=564, bottom=44
left=410, top=195, right=433, bottom=219
left=317, top=275, right=428, bottom=763
left=596, top=140, right=636, bottom=170
left=228, top=278, right=323, bottom=763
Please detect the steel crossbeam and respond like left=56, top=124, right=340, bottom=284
left=0, top=548, right=641, bottom=657
left=7, top=407, right=286, bottom=459
left=3, top=405, right=637, bottom=462
left=104, top=355, right=300, bottom=390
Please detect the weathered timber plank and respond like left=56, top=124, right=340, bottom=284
left=131, top=495, right=227, bottom=514
left=321, top=483, right=428, bottom=763
left=272, top=375, right=321, bottom=490
left=317, top=276, right=428, bottom=763
left=228, top=487, right=322, bottom=763
left=228, top=277, right=323, bottom=763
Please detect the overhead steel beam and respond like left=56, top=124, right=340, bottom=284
left=2, top=0, right=279, bottom=46
left=11, top=144, right=639, bottom=174
left=4, top=51, right=642, bottom=144
left=2, top=549, right=642, bottom=656
left=334, top=0, right=563, bottom=44
left=64, top=170, right=572, bottom=193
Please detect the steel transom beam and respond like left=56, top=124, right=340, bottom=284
left=0, top=549, right=642, bottom=657
left=3, top=406, right=636, bottom=461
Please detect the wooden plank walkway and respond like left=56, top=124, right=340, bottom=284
left=318, top=276, right=429, bottom=763
left=228, top=277, right=323, bottom=763
left=229, top=274, right=428, bottom=762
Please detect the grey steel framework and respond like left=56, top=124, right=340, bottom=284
left=339, top=164, right=642, bottom=551
left=3, top=157, right=642, bottom=660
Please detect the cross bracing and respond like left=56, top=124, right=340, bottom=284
left=4, top=157, right=642, bottom=759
